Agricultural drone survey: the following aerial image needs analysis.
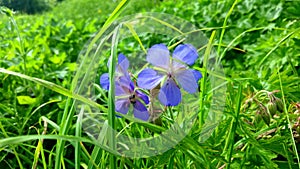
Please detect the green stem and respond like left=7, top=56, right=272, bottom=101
left=199, top=31, right=216, bottom=127
left=225, top=84, right=242, bottom=169
left=108, top=25, right=120, bottom=169
left=217, top=0, right=238, bottom=57
left=4, top=7, right=27, bottom=80
left=278, top=68, right=300, bottom=168
left=53, top=1, right=130, bottom=168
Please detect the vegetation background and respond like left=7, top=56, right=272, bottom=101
left=0, top=0, right=299, bottom=168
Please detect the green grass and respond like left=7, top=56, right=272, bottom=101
left=0, top=0, right=300, bottom=168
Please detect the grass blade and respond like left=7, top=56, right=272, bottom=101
left=277, top=68, right=300, bottom=168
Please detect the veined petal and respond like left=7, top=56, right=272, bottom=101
left=136, top=90, right=149, bottom=104
left=174, top=69, right=199, bottom=94
left=115, top=98, right=130, bottom=115
left=133, top=100, right=149, bottom=121
left=100, top=73, right=109, bottom=90
left=137, top=68, right=164, bottom=90
left=192, top=69, right=202, bottom=82
left=147, top=44, right=170, bottom=69
left=118, top=53, right=129, bottom=72
left=117, top=73, right=134, bottom=92
left=115, top=83, right=128, bottom=96
left=158, top=78, right=181, bottom=106
left=173, top=44, right=198, bottom=66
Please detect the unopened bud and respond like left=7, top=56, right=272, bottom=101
left=259, top=104, right=271, bottom=126
left=274, top=97, right=284, bottom=112
left=254, top=110, right=262, bottom=124
left=267, top=101, right=277, bottom=116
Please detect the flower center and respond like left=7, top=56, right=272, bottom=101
left=129, top=94, right=136, bottom=104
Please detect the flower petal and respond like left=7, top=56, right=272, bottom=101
left=136, top=90, right=149, bottom=104
left=133, top=100, right=149, bottom=121
left=115, top=83, right=128, bottom=96
left=192, top=69, right=202, bottom=82
left=147, top=44, right=170, bottom=69
left=174, top=69, right=199, bottom=94
left=118, top=53, right=129, bottom=72
left=158, top=78, right=181, bottom=106
left=115, top=98, right=130, bottom=114
left=100, top=73, right=109, bottom=90
left=173, top=44, right=198, bottom=66
left=117, top=73, right=134, bottom=91
left=137, top=68, right=164, bottom=90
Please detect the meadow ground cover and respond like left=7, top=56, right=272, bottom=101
left=0, top=0, right=300, bottom=168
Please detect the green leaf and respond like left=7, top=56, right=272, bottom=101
left=17, top=96, right=37, bottom=105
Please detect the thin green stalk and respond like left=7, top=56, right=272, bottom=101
left=124, top=22, right=147, bottom=54
left=75, top=107, right=84, bottom=169
left=258, top=28, right=300, bottom=67
left=278, top=68, right=300, bottom=168
left=53, top=1, right=130, bottom=168
left=225, top=84, right=242, bottom=169
left=1, top=7, right=26, bottom=81
left=199, top=30, right=216, bottom=127
left=80, top=142, right=100, bottom=169
left=0, top=120, right=24, bottom=169
left=144, top=16, right=183, bottom=34
left=218, top=27, right=265, bottom=63
left=0, top=68, right=106, bottom=111
left=107, top=25, right=120, bottom=169
left=217, top=0, right=238, bottom=56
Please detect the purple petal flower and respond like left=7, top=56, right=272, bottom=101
left=173, top=44, right=198, bottom=66
left=158, top=78, right=181, bottom=106
left=147, top=44, right=170, bottom=69
left=115, top=82, right=128, bottom=96
left=133, top=100, right=150, bottom=121
left=137, top=68, right=164, bottom=89
left=100, top=73, right=109, bottom=90
left=116, top=75, right=134, bottom=92
left=100, top=54, right=150, bottom=121
left=192, top=69, right=202, bottom=82
left=138, top=43, right=201, bottom=106
left=118, top=53, right=129, bottom=71
left=174, top=69, right=199, bottom=94
left=136, top=90, right=150, bottom=104
left=115, top=98, right=130, bottom=115
left=101, top=54, right=130, bottom=91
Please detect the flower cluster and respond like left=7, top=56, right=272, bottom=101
left=100, top=54, right=150, bottom=121
left=100, top=43, right=202, bottom=121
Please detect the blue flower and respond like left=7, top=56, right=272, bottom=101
left=100, top=54, right=150, bottom=121
left=137, top=44, right=202, bottom=106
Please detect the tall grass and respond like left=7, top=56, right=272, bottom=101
left=0, top=0, right=299, bottom=168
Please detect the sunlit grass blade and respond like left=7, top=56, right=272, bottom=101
left=107, top=24, right=120, bottom=169
left=53, top=0, right=130, bottom=168
left=217, top=0, right=238, bottom=56
left=225, top=84, right=242, bottom=169
left=278, top=67, right=300, bottom=168
left=0, top=68, right=106, bottom=111
left=258, top=28, right=300, bottom=67
left=124, top=22, right=147, bottom=54
left=75, top=107, right=84, bottom=169
left=199, top=30, right=216, bottom=126
left=218, top=27, right=265, bottom=63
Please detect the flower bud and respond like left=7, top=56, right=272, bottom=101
left=267, top=101, right=277, bottom=116
left=254, top=110, right=262, bottom=124
left=259, top=104, right=271, bottom=126
left=274, top=97, right=284, bottom=112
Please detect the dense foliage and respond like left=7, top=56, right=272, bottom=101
left=0, top=0, right=299, bottom=168
left=0, top=0, right=56, bottom=14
